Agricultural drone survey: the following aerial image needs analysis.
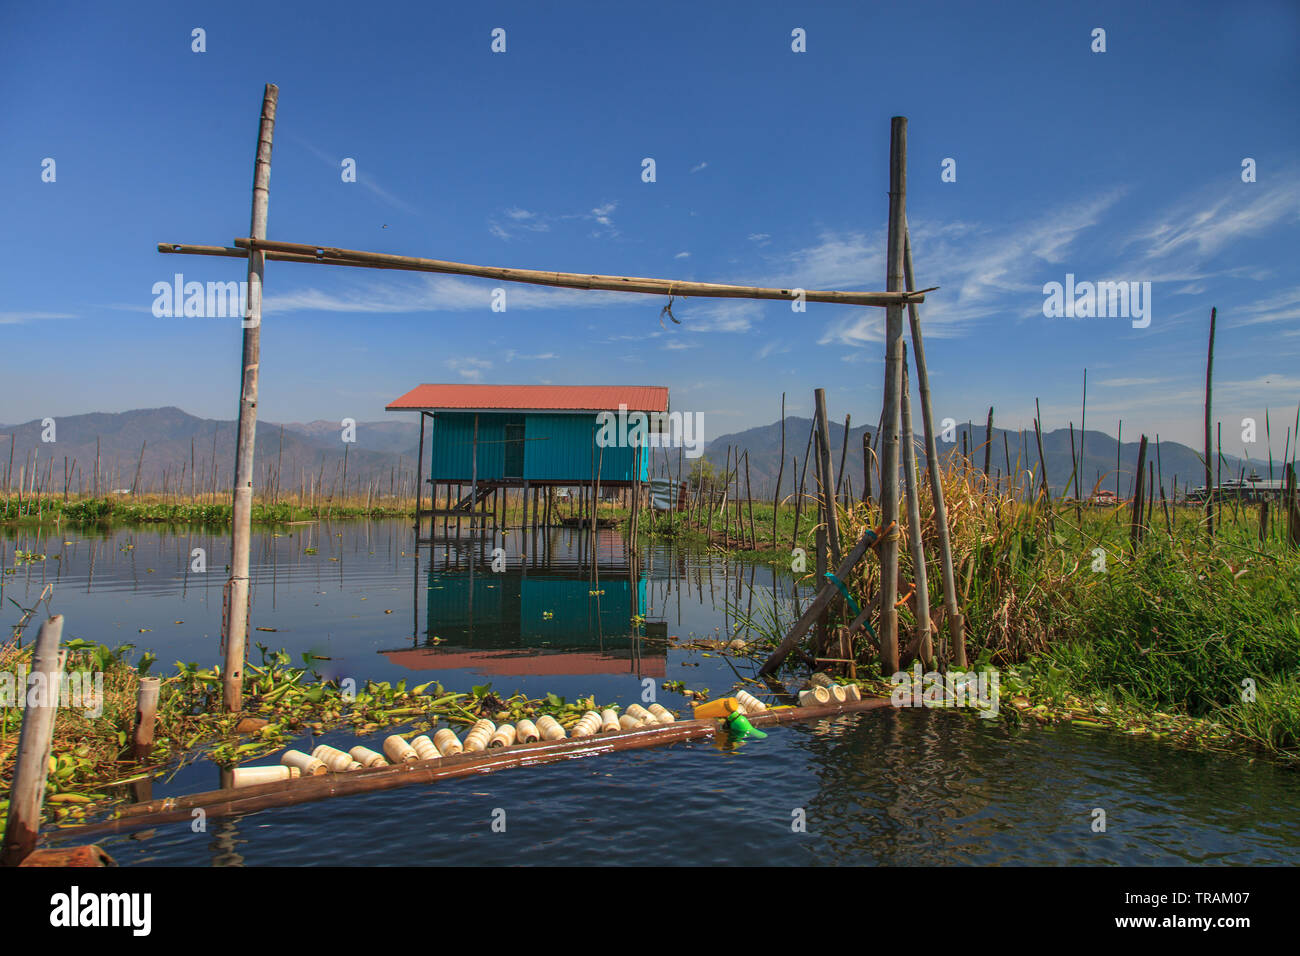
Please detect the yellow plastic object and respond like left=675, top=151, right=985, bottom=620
left=693, top=697, right=741, bottom=720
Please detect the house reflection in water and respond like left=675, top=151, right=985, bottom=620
left=382, top=530, right=662, bottom=677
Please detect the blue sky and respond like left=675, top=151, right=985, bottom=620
left=2, top=0, right=1297, bottom=457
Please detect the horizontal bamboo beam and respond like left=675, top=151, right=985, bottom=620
left=54, top=698, right=894, bottom=841
left=157, top=239, right=932, bottom=308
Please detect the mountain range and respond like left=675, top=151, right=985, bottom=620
left=0, top=407, right=1259, bottom=500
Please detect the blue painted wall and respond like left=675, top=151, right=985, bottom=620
left=428, top=412, right=646, bottom=482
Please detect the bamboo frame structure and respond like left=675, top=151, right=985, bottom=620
left=158, top=93, right=932, bottom=707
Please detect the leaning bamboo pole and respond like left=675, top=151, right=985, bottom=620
left=904, top=230, right=963, bottom=665
left=156, top=239, right=930, bottom=309
left=877, top=116, right=908, bottom=677
left=224, top=83, right=278, bottom=713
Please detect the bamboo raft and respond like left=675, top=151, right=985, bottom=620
left=54, top=697, right=892, bottom=841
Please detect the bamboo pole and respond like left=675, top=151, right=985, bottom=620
left=1, top=615, right=65, bottom=866
left=835, top=413, right=851, bottom=505
left=1130, top=435, right=1148, bottom=548
left=163, top=239, right=931, bottom=309
left=982, top=407, right=993, bottom=479
left=877, top=116, right=908, bottom=677
left=772, top=393, right=785, bottom=547
left=1204, top=307, right=1216, bottom=537
left=900, top=345, right=932, bottom=664
left=224, top=83, right=278, bottom=713
left=814, top=389, right=841, bottom=564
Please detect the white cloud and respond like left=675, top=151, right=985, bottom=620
left=446, top=357, right=491, bottom=381
left=690, top=161, right=708, bottom=173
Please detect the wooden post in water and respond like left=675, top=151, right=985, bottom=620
left=1204, top=307, right=1216, bottom=538
left=900, top=344, right=933, bottom=663
left=132, top=677, right=161, bottom=762
left=223, top=83, right=278, bottom=713
left=1, top=615, right=64, bottom=866
left=877, top=116, right=908, bottom=676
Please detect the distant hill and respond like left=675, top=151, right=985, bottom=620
left=0, top=408, right=423, bottom=496
left=680, top=417, right=1251, bottom=501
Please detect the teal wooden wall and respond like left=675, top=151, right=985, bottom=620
left=428, top=412, right=646, bottom=482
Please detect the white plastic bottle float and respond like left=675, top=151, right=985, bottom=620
left=410, top=735, right=441, bottom=761
left=625, top=703, right=656, bottom=725
left=488, top=724, right=517, bottom=748
left=349, top=745, right=388, bottom=768
left=311, top=744, right=354, bottom=772
left=433, top=729, right=463, bottom=755
left=232, top=765, right=300, bottom=788
left=647, top=703, right=675, bottom=723
left=535, top=715, right=566, bottom=740
left=515, top=719, right=540, bottom=743
left=735, top=690, right=767, bottom=715
left=384, top=734, right=419, bottom=763
left=462, top=719, right=496, bottom=752
left=280, top=750, right=327, bottom=776
left=571, top=711, right=602, bottom=737
left=618, top=714, right=641, bottom=730
left=600, top=709, right=621, bottom=734
left=828, top=684, right=848, bottom=703
left=798, top=686, right=831, bottom=707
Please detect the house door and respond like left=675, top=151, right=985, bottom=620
left=504, top=423, right=525, bottom=479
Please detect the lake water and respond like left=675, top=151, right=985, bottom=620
left=3, top=519, right=1298, bottom=866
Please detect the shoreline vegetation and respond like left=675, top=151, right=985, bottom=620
left=2, top=454, right=1298, bottom=832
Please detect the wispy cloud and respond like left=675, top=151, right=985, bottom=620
left=690, top=161, right=708, bottom=174
left=1127, top=176, right=1300, bottom=262
left=0, top=311, right=76, bottom=325
left=296, top=137, right=418, bottom=215
left=446, top=357, right=491, bottom=381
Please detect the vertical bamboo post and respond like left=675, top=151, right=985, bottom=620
left=1286, top=463, right=1298, bottom=551
left=900, top=344, right=932, bottom=663
left=1130, top=435, right=1148, bottom=548
left=1204, top=306, right=1216, bottom=537
left=835, top=413, right=851, bottom=505
left=223, top=83, right=278, bottom=714
left=772, top=393, right=785, bottom=548
left=813, top=389, right=841, bottom=564
left=982, top=407, right=993, bottom=480
left=862, top=431, right=873, bottom=508
left=1, top=615, right=65, bottom=866
left=877, top=115, right=908, bottom=676
left=132, top=677, right=161, bottom=761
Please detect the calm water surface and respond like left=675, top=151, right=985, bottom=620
left=4, top=520, right=1297, bottom=866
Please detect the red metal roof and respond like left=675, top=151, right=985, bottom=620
left=386, top=384, right=668, bottom=413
